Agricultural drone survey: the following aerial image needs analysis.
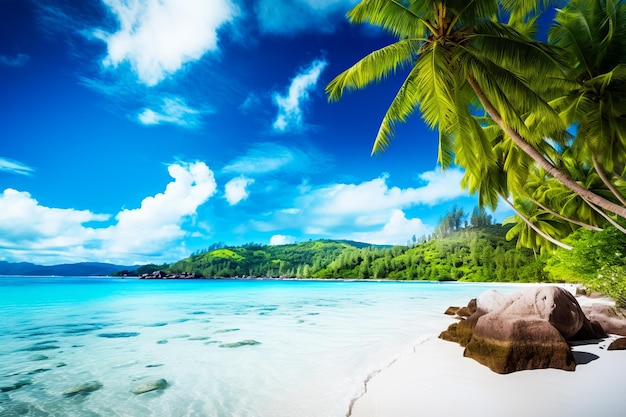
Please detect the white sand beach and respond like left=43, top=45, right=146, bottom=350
left=350, top=294, right=626, bottom=417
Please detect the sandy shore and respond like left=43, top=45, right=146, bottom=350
left=350, top=292, right=626, bottom=417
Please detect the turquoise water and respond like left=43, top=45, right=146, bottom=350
left=0, top=277, right=520, bottom=417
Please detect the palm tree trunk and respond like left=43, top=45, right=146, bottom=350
left=592, top=154, right=626, bottom=207
left=501, top=194, right=573, bottom=250
left=586, top=201, right=626, bottom=235
left=527, top=196, right=603, bottom=231
left=467, top=76, right=626, bottom=220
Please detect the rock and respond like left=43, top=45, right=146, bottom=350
left=476, top=289, right=509, bottom=313
left=97, top=332, right=139, bottom=338
left=1, top=380, right=32, bottom=393
left=130, top=378, right=168, bottom=395
left=465, top=316, right=576, bottom=374
left=582, top=304, right=626, bottom=336
left=608, top=337, right=626, bottom=350
left=63, top=381, right=103, bottom=397
left=30, top=354, right=49, bottom=361
left=444, top=306, right=460, bottom=316
left=439, top=310, right=485, bottom=347
left=494, top=286, right=585, bottom=339
left=456, top=306, right=473, bottom=318
left=219, top=340, right=261, bottom=348
left=441, top=286, right=594, bottom=374
left=570, top=317, right=608, bottom=340
left=21, top=344, right=60, bottom=352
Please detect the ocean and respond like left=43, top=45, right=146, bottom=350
left=0, top=277, right=521, bottom=417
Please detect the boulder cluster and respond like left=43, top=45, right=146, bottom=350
left=440, top=286, right=626, bottom=374
left=140, top=271, right=196, bottom=279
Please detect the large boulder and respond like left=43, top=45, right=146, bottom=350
left=465, top=317, right=575, bottom=373
left=582, top=304, right=626, bottom=336
left=440, top=286, right=607, bottom=374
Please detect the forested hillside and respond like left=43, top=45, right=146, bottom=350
left=138, top=224, right=547, bottom=282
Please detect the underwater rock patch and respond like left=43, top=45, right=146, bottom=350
left=214, top=328, right=240, bottom=334
left=1, top=380, right=32, bottom=393
left=219, top=340, right=261, bottom=348
left=146, top=322, right=168, bottom=327
left=130, top=378, right=168, bottom=395
left=21, top=343, right=60, bottom=352
left=62, top=381, right=103, bottom=397
left=97, top=332, right=139, bottom=338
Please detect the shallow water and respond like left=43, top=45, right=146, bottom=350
left=0, top=277, right=521, bottom=417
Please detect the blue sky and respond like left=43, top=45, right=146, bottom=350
left=0, top=0, right=512, bottom=266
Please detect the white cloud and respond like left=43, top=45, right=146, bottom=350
left=256, top=0, right=358, bottom=34
left=0, top=162, right=217, bottom=265
left=0, top=189, right=109, bottom=247
left=223, top=142, right=324, bottom=175
left=101, top=162, right=217, bottom=257
left=272, top=59, right=327, bottom=132
left=248, top=168, right=466, bottom=245
left=270, top=234, right=297, bottom=245
left=96, top=0, right=238, bottom=86
left=0, top=53, right=30, bottom=67
left=138, top=97, right=202, bottom=127
left=224, top=176, right=255, bottom=205
left=0, top=157, right=35, bottom=176
left=349, top=210, right=432, bottom=245
left=303, top=168, right=466, bottom=218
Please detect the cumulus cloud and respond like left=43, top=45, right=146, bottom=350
left=0, top=162, right=217, bottom=265
left=349, top=210, right=432, bottom=245
left=138, top=97, right=202, bottom=127
left=0, top=53, right=31, bottom=68
left=0, top=157, right=35, bottom=176
left=224, top=176, right=254, bottom=205
left=100, top=162, right=217, bottom=257
left=95, top=0, right=238, bottom=86
left=248, top=168, right=466, bottom=245
left=272, top=59, right=327, bottom=132
left=270, top=234, right=297, bottom=245
left=302, top=168, right=466, bottom=219
left=0, top=189, right=109, bottom=248
left=256, top=0, right=358, bottom=34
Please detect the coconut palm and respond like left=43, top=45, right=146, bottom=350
left=503, top=197, right=574, bottom=252
left=326, top=0, right=626, bottom=219
left=548, top=0, right=626, bottom=205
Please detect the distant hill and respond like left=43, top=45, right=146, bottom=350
left=155, top=229, right=547, bottom=282
left=0, top=261, right=136, bottom=276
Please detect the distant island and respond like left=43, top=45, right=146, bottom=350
left=0, top=261, right=135, bottom=277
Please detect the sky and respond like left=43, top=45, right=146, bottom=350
left=0, top=0, right=513, bottom=266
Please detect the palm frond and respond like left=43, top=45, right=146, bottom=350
left=347, top=0, right=426, bottom=38
left=326, top=39, right=420, bottom=102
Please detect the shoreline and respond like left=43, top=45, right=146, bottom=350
left=348, top=291, right=626, bottom=417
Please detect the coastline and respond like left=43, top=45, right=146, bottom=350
left=349, top=290, right=626, bottom=417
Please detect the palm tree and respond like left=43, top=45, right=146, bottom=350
left=326, top=0, right=626, bottom=219
left=548, top=0, right=626, bottom=205
left=503, top=196, right=574, bottom=252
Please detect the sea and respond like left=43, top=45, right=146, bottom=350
left=0, top=277, right=522, bottom=417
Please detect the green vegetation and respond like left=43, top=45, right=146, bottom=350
left=124, top=216, right=546, bottom=283
left=324, top=0, right=626, bottom=302
left=117, top=207, right=625, bottom=305
left=327, top=0, right=626, bottom=250
left=546, top=228, right=626, bottom=306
